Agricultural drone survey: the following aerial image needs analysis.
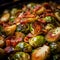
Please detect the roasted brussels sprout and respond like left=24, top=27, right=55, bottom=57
left=45, top=24, right=54, bottom=31
left=43, top=16, right=55, bottom=23
left=15, top=42, right=32, bottom=52
left=0, top=48, right=5, bottom=60
left=10, top=16, right=15, bottom=22
left=11, top=52, right=30, bottom=60
left=15, top=32, right=25, bottom=39
left=53, top=54, right=60, bottom=60
left=0, top=36, right=4, bottom=48
left=45, top=27, right=60, bottom=42
left=55, top=12, right=60, bottom=21
left=0, top=48, right=5, bottom=54
left=0, top=25, right=3, bottom=35
left=31, top=45, right=50, bottom=60
left=0, top=13, right=10, bottom=22
left=16, top=24, right=30, bottom=33
left=27, top=3, right=36, bottom=9
left=29, top=35, right=45, bottom=48
left=50, top=42, right=60, bottom=53
left=4, top=25, right=16, bottom=35
left=11, top=8, right=17, bottom=16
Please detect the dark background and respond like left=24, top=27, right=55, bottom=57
left=0, top=0, right=60, bottom=4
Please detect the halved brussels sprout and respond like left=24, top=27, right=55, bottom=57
left=11, top=52, right=30, bottom=60
left=0, top=13, right=10, bottom=22
left=45, top=27, right=60, bottom=42
left=31, top=45, right=50, bottom=60
left=0, top=36, right=4, bottom=48
left=29, top=35, right=45, bottom=48
left=4, top=25, right=16, bottom=35
left=15, top=42, right=32, bottom=52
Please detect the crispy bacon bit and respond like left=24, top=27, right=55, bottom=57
left=24, top=33, right=33, bottom=42
left=4, top=46, right=14, bottom=53
left=24, top=37, right=29, bottom=42
left=6, top=40, right=11, bottom=46
left=11, top=40, right=16, bottom=47
left=38, top=19, right=46, bottom=24
left=33, top=5, right=41, bottom=12
left=23, top=14, right=35, bottom=18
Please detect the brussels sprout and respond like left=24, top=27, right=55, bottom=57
left=0, top=25, right=3, bottom=35
left=0, top=48, right=5, bottom=54
left=0, top=48, right=5, bottom=60
left=0, top=36, right=4, bottom=48
left=53, top=54, right=60, bottom=60
left=15, top=42, right=32, bottom=52
left=27, top=3, right=36, bottom=8
left=36, top=7, right=45, bottom=15
left=29, top=35, right=45, bottom=48
left=45, top=27, right=60, bottom=42
left=15, top=32, right=25, bottom=39
left=11, top=8, right=17, bottom=16
left=45, top=24, right=54, bottom=30
left=43, top=16, right=55, bottom=23
left=31, top=45, right=50, bottom=60
left=4, top=25, right=16, bottom=35
left=50, top=42, right=60, bottom=54
left=16, top=24, right=30, bottom=33
left=0, top=13, right=10, bottom=22
left=10, top=16, right=15, bottom=22
left=11, top=52, right=30, bottom=60
left=55, top=12, right=60, bottom=21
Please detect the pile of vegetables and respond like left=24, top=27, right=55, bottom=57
left=0, top=1, right=60, bottom=60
